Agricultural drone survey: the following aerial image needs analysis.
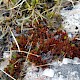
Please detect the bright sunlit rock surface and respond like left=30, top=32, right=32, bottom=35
left=61, top=2, right=80, bottom=35
left=42, top=68, right=54, bottom=77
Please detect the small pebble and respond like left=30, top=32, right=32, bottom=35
left=42, top=68, right=54, bottom=77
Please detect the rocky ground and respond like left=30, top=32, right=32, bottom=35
left=23, top=58, right=80, bottom=80
left=0, top=0, right=80, bottom=80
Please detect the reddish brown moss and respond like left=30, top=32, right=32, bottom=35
left=5, top=19, right=80, bottom=79
left=11, top=20, right=80, bottom=65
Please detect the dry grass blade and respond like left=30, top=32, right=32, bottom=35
left=17, top=14, right=32, bottom=21
left=0, top=32, right=8, bottom=39
left=26, top=42, right=32, bottom=60
left=8, top=0, right=26, bottom=10
left=10, top=30, right=20, bottom=52
left=0, top=69, right=16, bottom=80
left=4, top=50, right=39, bottom=57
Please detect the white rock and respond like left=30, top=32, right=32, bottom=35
left=3, top=52, right=10, bottom=59
left=62, top=58, right=73, bottom=64
left=51, top=61, right=59, bottom=66
left=61, top=2, right=80, bottom=35
left=58, top=61, right=63, bottom=66
left=58, top=75, right=65, bottom=80
left=73, top=57, right=79, bottom=61
left=52, top=75, right=66, bottom=80
left=73, top=57, right=80, bottom=64
left=42, top=68, right=54, bottom=77
left=68, top=71, right=80, bottom=80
